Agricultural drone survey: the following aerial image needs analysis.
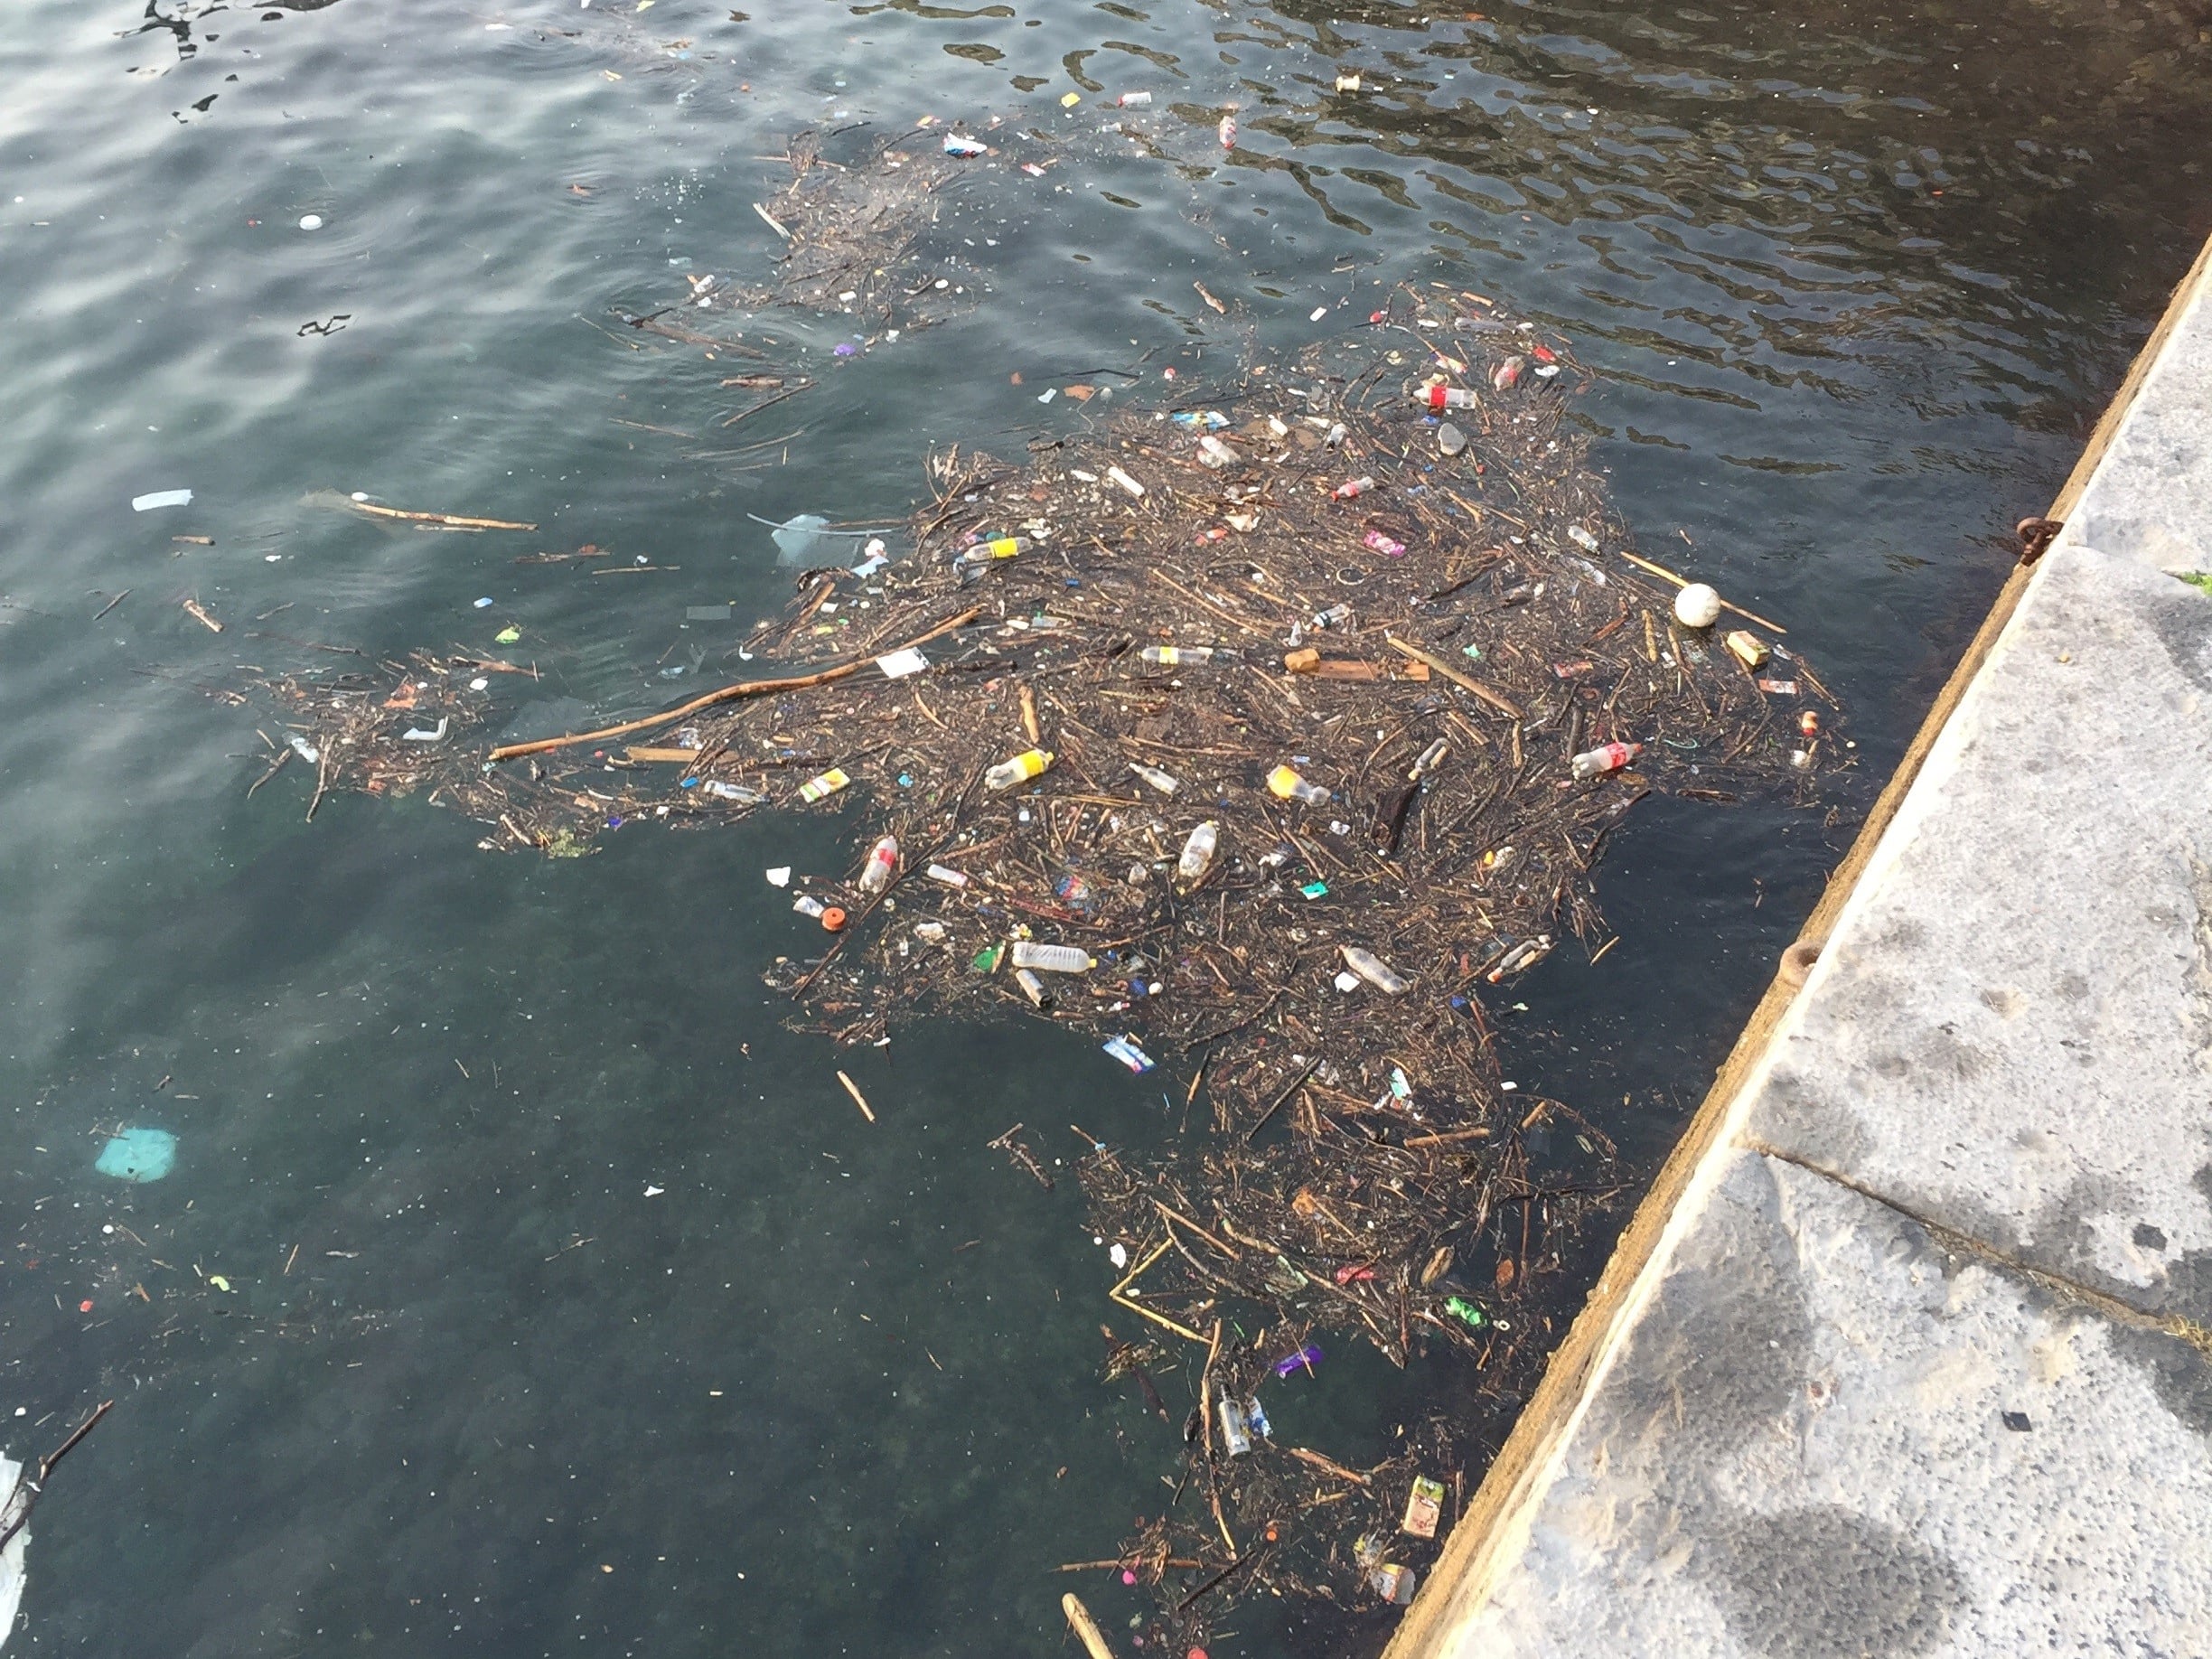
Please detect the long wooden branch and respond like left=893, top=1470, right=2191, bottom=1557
left=486, top=609, right=980, bottom=763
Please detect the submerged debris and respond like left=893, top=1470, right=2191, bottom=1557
left=243, top=288, right=1843, bottom=1643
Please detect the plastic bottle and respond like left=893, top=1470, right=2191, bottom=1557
left=1443, top=1295, right=1488, bottom=1331
left=1267, top=764, right=1330, bottom=805
left=700, top=779, right=767, bottom=804
left=1313, top=603, right=1353, bottom=630
left=286, top=733, right=321, bottom=764
left=857, top=835, right=898, bottom=895
left=1009, top=941, right=1094, bottom=974
left=1218, top=1397, right=1252, bottom=1457
left=1176, top=821, right=1220, bottom=885
left=1128, top=762, right=1180, bottom=795
left=1415, top=384, right=1479, bottom=411
left=1243, top=1397, right=1272, bottom=1440
left=1570, top=741, right=1641, bottom=781
left=1139, top=645, right=1218, bottom=666
left=1117, top=89, right=1153, bottom=107
left=984, top=748, right=1054, bottom=792
left=1491, top=355, right=1525, bottom=391
left=1339, top=945, right=1409, bottom=994
left=1409, top=738, right=1449, bottom=781
left=1330, top=475, right=1375, bottom=501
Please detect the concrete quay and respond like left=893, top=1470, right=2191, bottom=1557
left=1391, top=236, right=2212, bottom=1659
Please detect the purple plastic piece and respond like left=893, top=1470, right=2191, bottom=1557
left=1271, top=1343, right=1324, bottom=1378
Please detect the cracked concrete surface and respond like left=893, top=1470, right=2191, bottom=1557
left=1419, top=254, right=2212, bottom=1658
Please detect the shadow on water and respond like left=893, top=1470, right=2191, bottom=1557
left=0, top=0, right=2207, bottom=1652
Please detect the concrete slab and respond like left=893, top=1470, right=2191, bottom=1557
left=2066, top=267, right=2212, bottom=576
left=1450, top=1150, right=2212, bottom=1659
left=1744, top=539, right=2212, bottom=1324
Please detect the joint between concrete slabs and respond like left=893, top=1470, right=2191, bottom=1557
left=1742, top=1134, right=2212, bottom=1364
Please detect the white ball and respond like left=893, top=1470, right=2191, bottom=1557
left=1673, top=582, right=1722, bottom=629
left=298, top=214, right=323, bottom=230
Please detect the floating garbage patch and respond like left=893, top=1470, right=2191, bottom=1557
left=241, top=287, right=1844, bottom=1646
left=94, top=1127, right=176, bottom=1183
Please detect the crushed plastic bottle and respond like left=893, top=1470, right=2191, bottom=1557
left=925, top=862, right=970, bottom=887
left=1339, top=946, right=1409, bottom=994
left=1176, top=820, right=1219, bottom=885
left=857, top=835, right=899, bottom=895
left=1570, top=741, right=1641, bottom=782
left=1218, top=1396, right=1252, bottom=1457
left=1009, top=941, right=1094, bottom=973
left=1195, top=435, right=1241, bottom=469
left=1443, top=1295, right=1488, bottom=1331
left=792, top=895, right=827, bottom=919
left=1409, top=738, right=1449, bottom=781
left=1415, top=383, right=1479, bottom=410
left=984, top=748, right=1054, bottom=792
left=1243, top=1396, right=1273, bottom=1440
left=1492, top=355, right=1525, bottom=391
left=1330, top=475, right=1376, bottom=501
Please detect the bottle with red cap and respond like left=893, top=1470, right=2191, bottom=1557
left=1570, top=741, right=1641, bottom=781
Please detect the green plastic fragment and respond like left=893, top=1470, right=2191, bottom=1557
left=495, top=626, right=521, bottom=644
left=1299, top=880, right=1329, bottom=899
left=970, top=942, right=1006, bottom=973
left=1443, top=1295, right=1487, bottom=1330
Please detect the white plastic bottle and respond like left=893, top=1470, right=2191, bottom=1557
left=1140, top=645, right=1216, bottom=666
left=1009, top=941, right=1094, bottom=974
left=857, top=835, right=898, bottom=895
left=1570, top=741, right=1641, bottom=781
left=1176, top=821, right=1220, bottom=886
left=984, top=748, right=1054, bottom=792
left=1339, top=945, right=1409, bottom=995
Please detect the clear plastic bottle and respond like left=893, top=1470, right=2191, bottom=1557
left=700, top=780, right=767, bottom=804
left=1009, top=941, right=1094, bottom=974
left=1128, top=762, right=1180, bottom=795
left=1339, top=945, right=1409, bottom=995
left=857, top=835, right=899, bottom=895
left=1415, top=384, right=1478, bottom=411
left=984, top=748, right=1054, bottom=792
left=1331, top=475, right=1376, bottom=501
left=1570, top=740, right=1641, bottom=781
left=1267, top=764, right=1330, bottom=805
left=1139, top=645, right=1218, bottom=666
left=1176, top=821, right=1220, bottom=885
left=1196, top=436, right=1241, bottom=469
left=1116, top=89, right=1153, bottom=107
left=286, top=733, right=321, bottom=764
left=1218, top=1396, right=1252, bottom=1457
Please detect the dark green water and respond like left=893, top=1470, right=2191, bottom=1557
left=2, top=1, right=2207, bottom=1654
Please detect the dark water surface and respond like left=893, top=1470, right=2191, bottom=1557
left=3, top=1, right=2207, bottom=1654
